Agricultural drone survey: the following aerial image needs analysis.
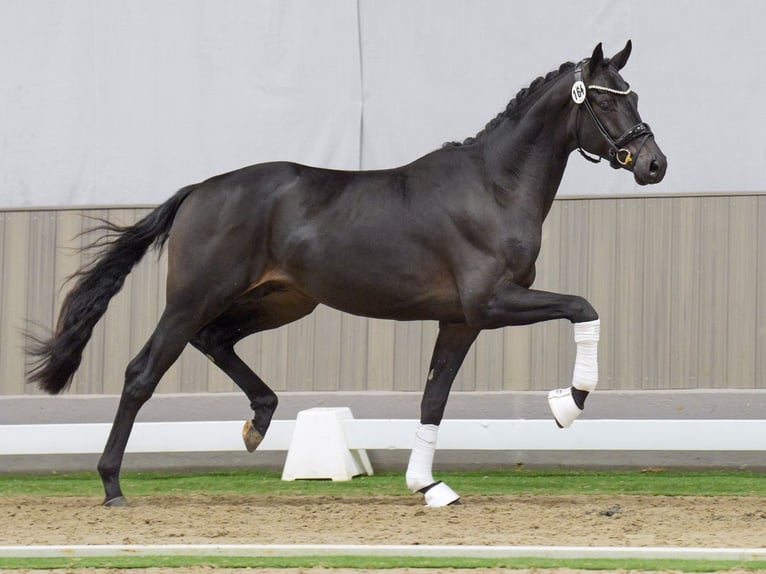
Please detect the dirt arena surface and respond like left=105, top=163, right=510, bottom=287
left=0, top=571, right=648, bottom=574
left=6, top=571, right=763, bottom=574
left=3, top=494, right=765, bottom=572
left=3, top=493, right=766, bottom=547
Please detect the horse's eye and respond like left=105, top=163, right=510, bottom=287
left=599, top=100, right=610, bottom=111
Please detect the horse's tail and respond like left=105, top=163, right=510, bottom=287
left=26, top=185, right=196, bottom=394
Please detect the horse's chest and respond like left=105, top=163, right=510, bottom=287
left=499, top=231, right=542, bottom=286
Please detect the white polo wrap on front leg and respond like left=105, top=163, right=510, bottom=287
left=572, top=319, right=600, bottom=392
left=547, top=318, right=600, bottom=428
left=405, top=423, right=437, bottom=492
left=405, top=423, right=460, bottom=507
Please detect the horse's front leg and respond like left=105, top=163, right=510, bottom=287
left=465, top=282, right=600, bottom=428
left=407, top=323, right=479, bottom=507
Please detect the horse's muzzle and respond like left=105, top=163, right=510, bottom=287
left=632, top=138, right=667, bottom=186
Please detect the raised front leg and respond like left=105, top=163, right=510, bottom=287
left=463, top=281, right=598, bottom=329
left=463, top=281, right=600, bottom=428
left=406, top=323, right=478, bottom=507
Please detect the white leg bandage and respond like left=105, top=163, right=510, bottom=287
left=547, top=318, right=600, bottom=428
left=405, top=423, right=460, bottom=507
left=572, top=319, right=600, bottom=392
left=406, top=423, right=438, bottom=492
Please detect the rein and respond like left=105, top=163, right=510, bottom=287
left=571, top=60, right=652, bottom=168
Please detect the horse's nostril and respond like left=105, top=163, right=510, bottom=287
left=649, top=159, right=660, bottom=175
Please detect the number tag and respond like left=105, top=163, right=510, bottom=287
left=571, top=81, right=586, bottom=104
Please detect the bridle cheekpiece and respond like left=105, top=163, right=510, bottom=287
left=572, top=59, right=652, bottom=168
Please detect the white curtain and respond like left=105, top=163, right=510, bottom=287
left=1, top=0, right=764, bottom=206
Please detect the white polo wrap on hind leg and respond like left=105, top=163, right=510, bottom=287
left=405, top=423, right=460, bottom=507
left=548, top=319, right=600, bottom=428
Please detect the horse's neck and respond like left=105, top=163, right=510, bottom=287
left=483, top=82, right=574, bottom=218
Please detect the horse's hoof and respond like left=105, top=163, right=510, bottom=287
left=420, top=481, right=460, bottom=508
left=242, top=420, right=264, bottom=453
left=547, top=387, right=582, bottom=429
left=103, top=496, right=128, bottom=507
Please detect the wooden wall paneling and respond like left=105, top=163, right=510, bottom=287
left=668, top=197, right=702, bottom=389
left=757, top=196, right=766, bottom=388
left=23, top=211, right=57, bottom=396
left=339, top=315, right=369, bottom=391
left=393, top=320, right=425, bottom=391
left=697, top=197, right=730, bottom=388
left=366, top=318, right=396, bottom=391
left=313, top=306, right=343, bottom=391
left=2, top=194, right=764, bottom=396
left=725, top=196, right=759, bottom=389
left=586, top=199, right=617, bottom=389
left=612, top=198, right=645, bottom=389
left=640, top=198, right=673, bottom=390
left=1, top=212, right=29, bottom=394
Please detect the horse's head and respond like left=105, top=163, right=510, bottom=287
left=571, top=41, right=667, bottom=186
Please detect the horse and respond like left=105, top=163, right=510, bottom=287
left=27, top=41, right=667, bottom=507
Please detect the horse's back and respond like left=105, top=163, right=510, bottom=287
left=261, top=159, right=480, bottom=322
left=165, top=154, right=494, bottom=323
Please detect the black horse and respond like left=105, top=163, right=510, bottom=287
left=28, top=41, right=666, bottom=507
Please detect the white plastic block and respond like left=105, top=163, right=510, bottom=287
left=281, top=407, right=373, bottom=481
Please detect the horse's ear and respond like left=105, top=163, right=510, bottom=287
left=587, top=43, right=604, bottom=73
left=611, top=39, right=632, bottom=70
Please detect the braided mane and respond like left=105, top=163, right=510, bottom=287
left=445, top=61, right=575, bottom=147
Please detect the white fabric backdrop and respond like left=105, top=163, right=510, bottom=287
left=0, top=0, right=362, bottom=206
left=1, top=0, right=765, bottom=206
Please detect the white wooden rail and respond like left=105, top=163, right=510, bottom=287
left=2, top=419, right=766, bottom=456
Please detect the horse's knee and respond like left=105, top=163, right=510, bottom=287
left=570, top=296, right=598, bottom=323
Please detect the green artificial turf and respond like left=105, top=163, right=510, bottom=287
left=1, top=468, right=764, bottom=498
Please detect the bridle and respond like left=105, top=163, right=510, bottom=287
left=572, top=59, right=652, bottom=168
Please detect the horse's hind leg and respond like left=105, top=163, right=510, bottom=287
left=194, top=341, right=277, bottom=453
left=98, top=306, right=205, bottom=506
left=406, top=322, right=479, bottom=507
left=97, top=274, right=261, bottom=504
left=191, top=322, right=279, bottom=454
left=191, top=291, right=318, bottom=452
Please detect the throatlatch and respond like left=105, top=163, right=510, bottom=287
left=548, top=319, right=600, bottom=428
